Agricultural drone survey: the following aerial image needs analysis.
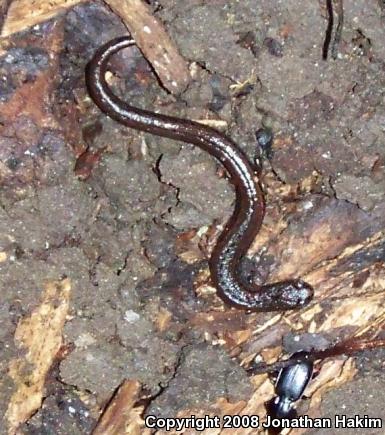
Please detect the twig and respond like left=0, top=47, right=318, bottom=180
left=331, top=0, right=344, bottom=59
left=322, top=0, right=334, bottom=60
left=104, top=0, right=190, bottom=94
left=322, top=0, right=344, bottom=60
left=248, top=337, right=385, bottom=375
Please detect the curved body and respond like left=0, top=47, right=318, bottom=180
left=85, top=37, right=313, bottom=311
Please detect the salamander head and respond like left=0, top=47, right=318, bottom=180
left=270, top=280, right=314, bottom=310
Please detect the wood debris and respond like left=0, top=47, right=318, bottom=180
left=5, top=279, right=71, bottom=434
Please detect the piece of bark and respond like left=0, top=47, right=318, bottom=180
left=245, top=194, right=385, bottom=299
left=2, top=0, right=191, bottom=96
left=0, top=0, right=12, bottom=32
left=5, top=279, right=71, bottom=434
left=104, top=0, right=191, bottom=94
left=1, top=0, right=85, bottom=37
left=92, top=380, right=149, bottom=435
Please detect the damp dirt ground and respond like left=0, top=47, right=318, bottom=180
left=1, top=1, right=385, bottom=434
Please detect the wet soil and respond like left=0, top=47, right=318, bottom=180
left=1, top=1, right=385, bottom=434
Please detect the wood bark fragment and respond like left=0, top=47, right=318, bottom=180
left=104, top=0, right=191, bottom=94
left=0, top=0, right=12, bottom=32
left=1, top=0, right=191, bottom=96
left=92, top=380, right=149, bottom=435
left=5, top=279, right=71, bottom=435
left=1, top=0, right=85, bottom=37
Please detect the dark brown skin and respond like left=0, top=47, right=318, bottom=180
left=85, top=36, right=314, bottom=311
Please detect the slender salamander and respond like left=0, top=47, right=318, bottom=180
left=85, top=37, right=313, bottom=311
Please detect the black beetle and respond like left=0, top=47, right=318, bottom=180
left=266, top=351, right=313, bottom=420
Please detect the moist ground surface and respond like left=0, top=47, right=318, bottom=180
left=0, top=1, right=384, bottom=433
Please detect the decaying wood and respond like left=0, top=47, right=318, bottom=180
left=104, top=0, right=191, bottom=94
left=92, top=380, right=149, bottom=435
left=1, top=0, right=85, bottom=37
left=179, top=189, right=385, bottom=432
left=0, top=1, right=384, bottom=433
left=5, top=279, right=71, bottom=435
left=1, top=0, right=191, bottom=94
left=233, top=195, right=385, bottom=354
left=0, top=0, right=12, bottom=32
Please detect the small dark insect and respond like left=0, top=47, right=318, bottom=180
left=255, top=128, right=274, bottom=165
left=266, top=351, right=313, bottom=421
left=249, top=336, right=385, bottom=433
left=256, top=128, right=273, bottom=152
